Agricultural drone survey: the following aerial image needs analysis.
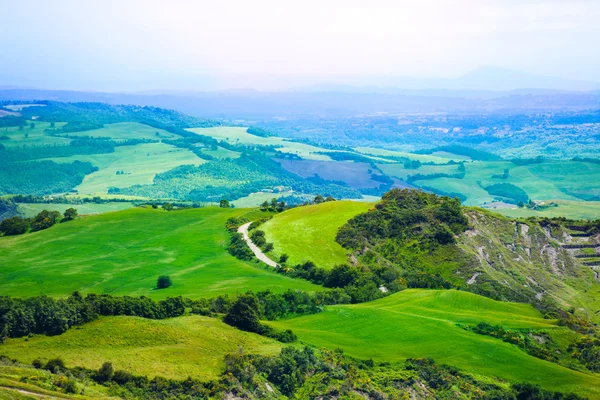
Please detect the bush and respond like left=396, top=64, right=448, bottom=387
left=0, top=216, right=29, bottom=236
left=156, top=275, right=172, bottom=289
left=279, top=253, right=289, bottom=263
left=45, top=358, right=66, bottom=373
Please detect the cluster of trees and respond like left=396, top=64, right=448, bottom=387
left=337, top=189, right=469, bottom=250
left=0, top=292, right=185, bottom=341
left=466, top=322, right=557, bottom=362
left=246, top=126, right=274, bottom=137
left=190, top=289, right=351, bottom=343
left=484, top=183, right=529, bottom=204
left=0, top=208, right=77, bottom=236
left=0, top=160, right=97, bottom=196
left=568, top=335, right=600, bottom=372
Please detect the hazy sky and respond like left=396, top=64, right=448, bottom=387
left=1, top=0, right=599, bottom=90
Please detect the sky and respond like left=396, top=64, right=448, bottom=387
left=1, top=0, right=599, bottom=91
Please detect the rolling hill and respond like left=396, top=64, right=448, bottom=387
left=269, top=289, right=600, bottom=397
left=0, top=207, right=321, bottom=298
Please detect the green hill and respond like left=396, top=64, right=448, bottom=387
left=261, top=201, right=372, bottom=269
left=269, top=289, right=600, bottom=397
left=0, top=207, right=321, bottom=298
left=0, top=315, right=283, bottom=381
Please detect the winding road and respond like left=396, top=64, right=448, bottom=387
left=238, top=222, right=279, bottom=268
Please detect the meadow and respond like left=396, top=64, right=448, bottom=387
left=0, top=207, right=321, bottom=298
left=0, top=315, right=283, bottom=381
left=188, top=127, right=334, bottom=161
left=17, top=202, right=134, bottom=218
left=270, top=289, right=600, bottom=397
left=261, top=201, right=372, bottom=269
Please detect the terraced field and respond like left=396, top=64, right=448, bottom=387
left=0, top=207, right=322, bottom=298
left=0, top=315, right=283, bottom=380
left=269, top=289, right=600, bottom=397
left=261, top=201, right=372, bottom=269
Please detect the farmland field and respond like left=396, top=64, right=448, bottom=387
left=0, top=207, right=322, bottom=298
left=47, top=142, right=204, bottom=195
left=261, top=201, right=372, bottom=269
left=60, top=122, right=178, bottom=141
left=189, top=127, right=334, bottom=161
left=0, top=315, right=283, bottom=381
left=1, top=121, right=69, bottom=147
left=279, top=159, right=383, bottom=188
left=269, top=289, right=600, bottom=397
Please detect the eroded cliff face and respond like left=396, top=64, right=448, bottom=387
left=459, top=210, right=599, bottom=316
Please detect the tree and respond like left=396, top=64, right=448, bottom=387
left=96, top=362, right=114, bottom=383
left=224, top=294, right=263, bottom=333
left=162, top=202, right=174, bottom=211
left=220, top=199, right=230, bottom=208
left=30, top=122, right=35, bottom=129
left=280, top=254, right=289, bottom=263
left=63, top=207, right=78, bottom=221
left=30, top=210, right=62, bottom=232
left=0, top=216, right=29, bottom=236
left=264, top=242, right=274, bottom=252
left=156, top=275, right=172, bottom=289
left=50, top=121, right=55, bottom=128
left=314, top=195, right=324, bottom=204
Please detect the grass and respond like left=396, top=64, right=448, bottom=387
left=0, top=122, right=69, bottom=148
left=0, top=207, right=322, bottom=299
left=47, top=142, right=204, bottom=195
left=231, top=192, right=285, bottom=208
left=269, top=289, right=600, bottom=397
left=354, top=147, right=461, bottom=163
left=61, top=122, right=178, bottom=141
left=495, top=200, right=600, bottom=220
left=261, top=201, right=372, bottom=269
left=0, top=315, right=283, bottom=381
left=17, top=203, right=134, bottom=218
left=189, top=127, right=334, bottom=161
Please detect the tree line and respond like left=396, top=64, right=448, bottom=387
left=0, top=292, right=185, bottom=341
left=0, top=208, right=77, bottom=236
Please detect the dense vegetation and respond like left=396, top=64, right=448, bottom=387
left=0, top=292, right=184, bottom=341
left=1, top=347, right=587, bottom=399
left=0, top=160, right=97, bottom=195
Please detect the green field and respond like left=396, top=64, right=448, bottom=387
left=1, top=121, right=69, bottom=147
left=270, top=289, right=600, bottom=397
left=189, top=127, right=334, bottom=161
left=261, top=201, right=372, bottom=269
left=48, top=142, right=204, bottom=195
left=494, top=200, right=600, bottom=220
left=399, top=160, right=600, bottom=208
left=0, top=315, right=283, bottom=381
left=60, top=122, right=179, bottom=141
left=0, top=207, right=321, bottom=298
left=17, top=202, right=134, bottom=218
left=354, top=146, right=462, bottom=163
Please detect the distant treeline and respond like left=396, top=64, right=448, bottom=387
left=0, top=292, right=185, bottom=341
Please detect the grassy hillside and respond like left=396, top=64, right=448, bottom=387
left=269, top=289, right=600, bottom=397
left=261, top=201, right=372, bottom=269
left=0, top=207, right=321, bottom=298
left=0, top=315, right=283, bottom=381
left=17, top=202, right=134, bottom=218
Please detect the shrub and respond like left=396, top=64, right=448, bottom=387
left=156, top=275, right=172, bottom=289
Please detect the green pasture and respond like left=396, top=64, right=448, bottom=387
left=1, top=121, right=69, bottom=148
left=61, top=122, right=178, bottom=141
left=495, top=200, right=600, bottom=220
left=46, top=142, right=203, bottom=195
left=17, top=202, right=134, bottom=218
left=0, top=315, right=283, bottom=381
left=378, top=163, right=461, bottom=180
left=261, top=201, right=372, bottom=269
left=0, top=207, right=321, bottom=298
left=354, top=147, right=462, bottom=163
left=188, top=127, right=333, bottom=161
left=270, top=289, right=600, bottom=397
